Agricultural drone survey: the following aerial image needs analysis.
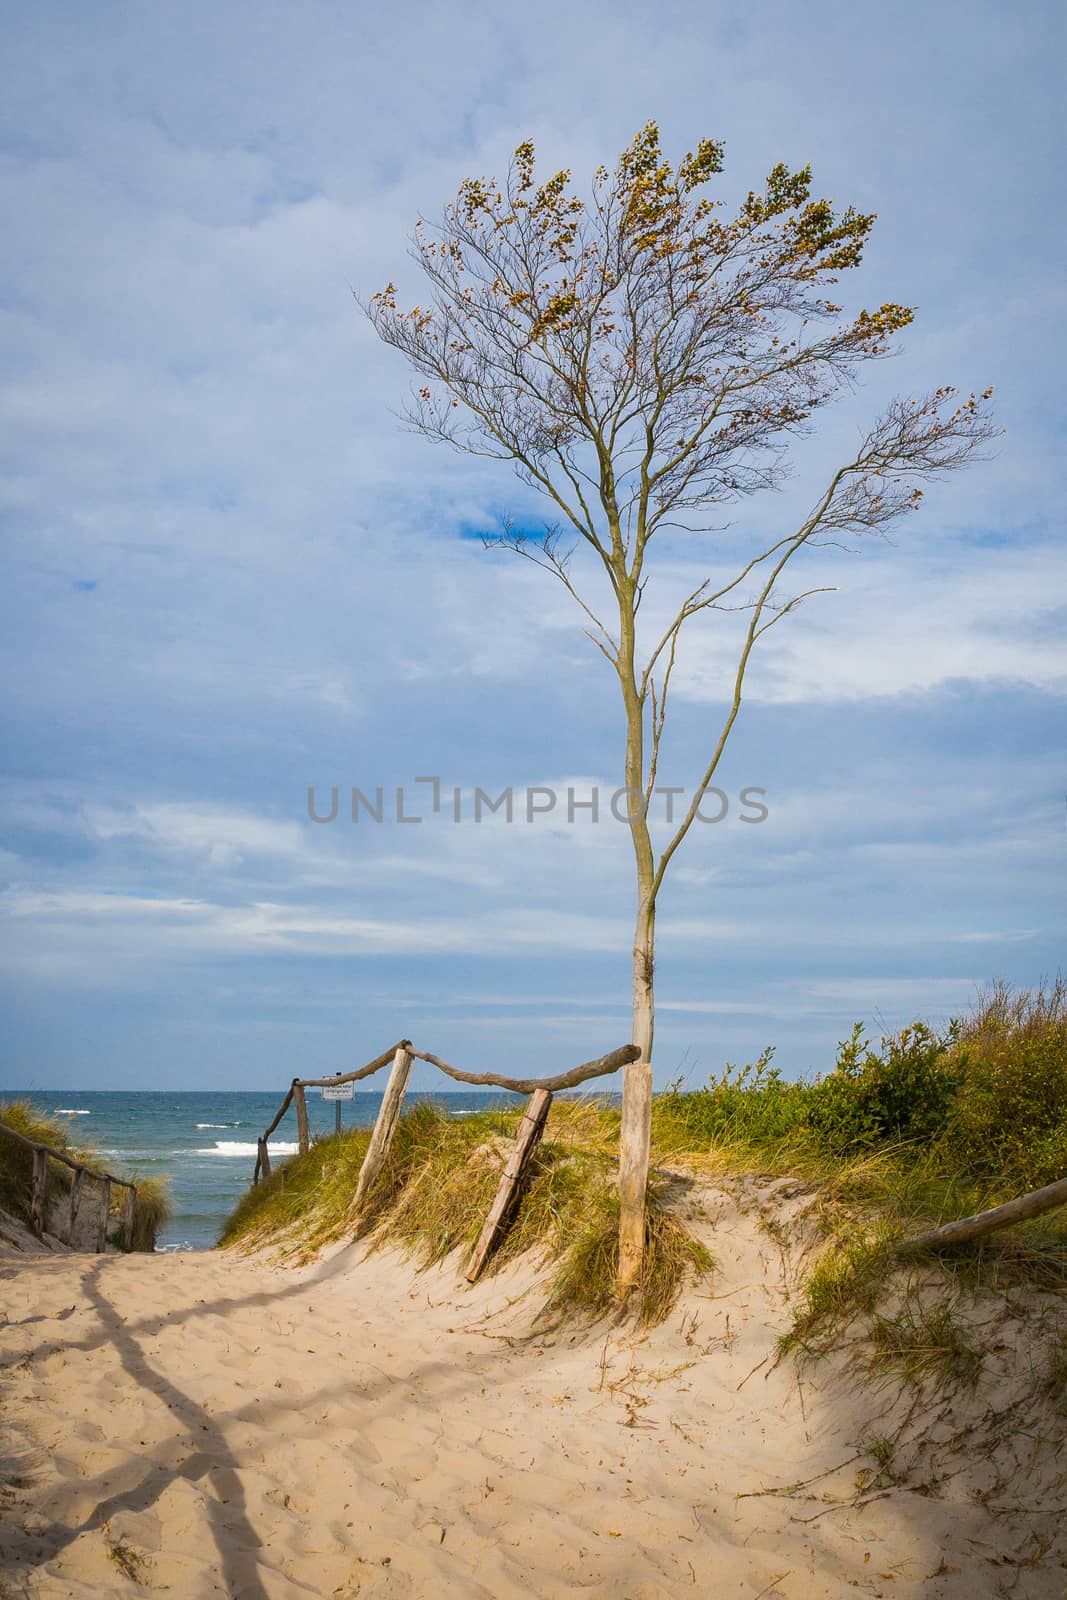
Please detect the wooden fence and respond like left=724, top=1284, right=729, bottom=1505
left=0, top=1120, right=137, bottom=1252
left=252, top=1040, right=644, bottom=1284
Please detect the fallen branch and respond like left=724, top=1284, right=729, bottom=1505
left=898, top=1173, right=1067, bottom=1254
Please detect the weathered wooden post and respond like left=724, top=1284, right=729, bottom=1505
left=617, top=1058, right=653, bottom=1296
left=96, top=1177, right=112, bottom=1253
left=466, top=1088, right=553, bottom=1283
left=121, top=1184, right=137, bottom=1251
left=258, top=1137, right=272, bottom=1180
left=294, top=1081, right=310, bottom=1156
left=30, top=1147, right=47, bottom=1237
left=65, top=1165, right=84, bottom=1244
left=350, top=1044, right=414, bottom=1214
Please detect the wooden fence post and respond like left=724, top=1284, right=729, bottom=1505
left=617, top=1058, right=652, bottom=1297
left=350, top=1045, right=414, bottom=1215
left=258, top=1137, right=272, bottom=1180
left=96, top=1177, right=111, bottom=1253
left=122, top=1185, right=137, bottom=1251
left=65, top=1166, right=84, bottom=1245
left=466, top=1088, right=553, bottom=1283
left=294, top=1082, right=310, bottom=1155
left=30, top=1147, right=47, bottom=1237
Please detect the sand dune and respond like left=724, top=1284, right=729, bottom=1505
left=2, top=1182, right=1064, bottom=1598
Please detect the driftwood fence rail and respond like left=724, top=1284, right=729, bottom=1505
left=0, top=1120, right=137, bottom=1252
left=252, top=1040, right=643, bottom=1284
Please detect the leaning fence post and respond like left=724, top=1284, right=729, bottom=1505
left=617, top=1058, right=652, bottom=1296
left=294, top=1082, right=310, bottom=1155
left=30, top=1147, right=47, bottom=1237
left=96, top=1177, right=112, bottom=1253
left=466, top=1088, right=553, bottom=1283
left=350, top=1044, right=414, bottom=1215
left=258, top=1137, right=272, bottom=1180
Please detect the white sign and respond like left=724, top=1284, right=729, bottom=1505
left=321, top=1080, right=355, bottom=1101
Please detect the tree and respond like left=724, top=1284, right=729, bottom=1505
left=366, top=123, right=993, bottom=1287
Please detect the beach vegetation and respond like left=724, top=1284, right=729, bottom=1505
left=220, top=984, right=1067, bottom=1349
left=0, top=1097, right=170, bottom=1251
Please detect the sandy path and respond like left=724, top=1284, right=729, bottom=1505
left=1, top=1186, right=1062, bottom=1599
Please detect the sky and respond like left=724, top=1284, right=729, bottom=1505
left=1, top=0, right=1064, bottom=1092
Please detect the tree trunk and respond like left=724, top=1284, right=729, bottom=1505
left=631, top=895, right=655, bottom=1062
left=617, top=586, right=656, bottom=1295
left=618, top=1057, right=652, bottom=1295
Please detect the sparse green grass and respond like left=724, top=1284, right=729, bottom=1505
left=1039, top=1329, right=1067, bottom=1402
left=870, top=1297, right=983, bottom=1388
left=0, top=1098, right=170, bottom=1250
left=104, top=1525, right=148, bottom=1585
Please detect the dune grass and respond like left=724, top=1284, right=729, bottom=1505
left=221, top=1098, right=713, bottom=1326
left=219, top=982, right=1066, bottom=1339
left=0, top=1097, right=170, bottom=1251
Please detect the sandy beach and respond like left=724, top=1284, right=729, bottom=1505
left=2, top=1181, right=1064, bottom=1600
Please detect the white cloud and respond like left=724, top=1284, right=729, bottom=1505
left=1, top=0, right=1063, bottom=1083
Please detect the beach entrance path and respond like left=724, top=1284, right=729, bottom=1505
left=1, top=1193, right=1062, bottom=1599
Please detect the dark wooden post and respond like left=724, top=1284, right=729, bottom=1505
left=30, top=1147, right=47, bottom=1237
left=350, top=1045, right=414, bottom=1214
left=65, top=1166, right=84, bottom=1244
left=96, top=1177, right=111, bottom=1253
left=122, top=1184, right=137, bottom=1250
left=466, top=1088, right=553, bottom=1283
left=258, top=1137, right=272, bottom=1180
left=294, top=1082, right=310, bottom=1155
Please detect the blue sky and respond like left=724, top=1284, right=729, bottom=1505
left=1, top=0, right=1064, bottom=1091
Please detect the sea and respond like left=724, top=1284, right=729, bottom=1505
left=2, top=1089, right=525, bottom=1252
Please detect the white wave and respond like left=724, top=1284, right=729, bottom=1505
left=56, top=1108, right=90, bottom=1115
left=196, top=1140, right=299, bottom=1157
left=195, top=1122, right=242, bottom=1129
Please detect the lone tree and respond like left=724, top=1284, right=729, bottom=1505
left=368, top=124, right=993, bottom=1286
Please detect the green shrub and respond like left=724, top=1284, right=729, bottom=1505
left=807, top=1023, right=959, bottom=1153
left=941, top=979, right=1067, bottom=1190
left=653, top=1048, right=810, bottom=1153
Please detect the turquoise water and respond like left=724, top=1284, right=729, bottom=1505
left=2, top=1089, right=523, bottom=1251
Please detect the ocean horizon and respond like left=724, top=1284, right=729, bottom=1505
left=0, top=1088, right=529, bottom=1250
